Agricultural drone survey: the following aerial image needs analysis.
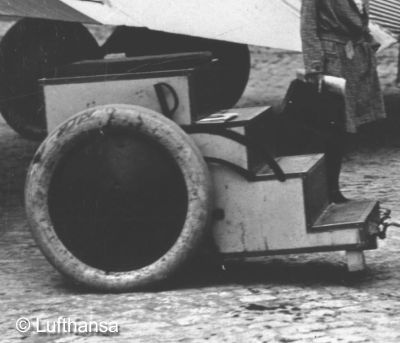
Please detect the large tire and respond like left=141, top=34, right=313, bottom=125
left=25, top=105, right=212, bottom=291
left=102, top=27, right=250, bottom=111
left=0, top=19, right=102, bottom=140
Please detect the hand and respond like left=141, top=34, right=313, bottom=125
left=367, top=32, right=381, bottom=52
left=305, top=72, right=323, bottom=92
left=370, top=39, right=381, bottom=52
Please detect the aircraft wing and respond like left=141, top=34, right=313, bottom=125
left=0, top=0, right=97, bottom=23
left=0, top=0, right=395, bottom=52
left=0, top=0, right=303, bottom=51
left=60, top=0, right=302, bottom=51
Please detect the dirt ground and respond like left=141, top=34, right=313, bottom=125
left=1, top=25, right=400, bottom=342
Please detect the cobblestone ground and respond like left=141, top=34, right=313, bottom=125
left=1, top=45, right=400, bottom=343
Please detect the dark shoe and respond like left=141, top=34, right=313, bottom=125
left=330, top=190, right=349, bottom=204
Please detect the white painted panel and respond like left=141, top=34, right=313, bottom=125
left=306, top=229, right=360, bottom=248
left=191, top=133, right=248, bottom=170
left=211, top=163, right=363, bottom=254
left=43, top=76, right=191, bottom=132
left=211, top=164, right=307, bottom=253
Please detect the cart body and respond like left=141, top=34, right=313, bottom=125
left=26, top=55, right=388, bottom=291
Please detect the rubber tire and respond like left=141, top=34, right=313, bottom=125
left=0, top=18, right=102, bottom=140
left=101, top=27, right=250, bottom=110
left=25, top=104, right=212, bottom=292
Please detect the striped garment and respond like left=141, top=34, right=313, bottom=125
left=370, top=0, right=400, bottom=35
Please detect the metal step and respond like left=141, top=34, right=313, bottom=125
left=312, top=200, right=379, bottom=231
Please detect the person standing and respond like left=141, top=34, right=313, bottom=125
left=300, top=0, right=386, bottom=203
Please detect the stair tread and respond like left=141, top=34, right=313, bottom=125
left=312, top=200, right=378, bottom=230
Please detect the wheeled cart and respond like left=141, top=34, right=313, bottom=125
left=25, top=54, right=394, bottom=291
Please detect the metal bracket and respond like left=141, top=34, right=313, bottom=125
left=376, top=208, right=400, bottom=239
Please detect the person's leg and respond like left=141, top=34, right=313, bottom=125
left=325, top=127, right=348, bottom=203
left=321, top=87, right=348, bottom=203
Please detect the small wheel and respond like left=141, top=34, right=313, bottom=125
left=0, top=18, right=101, bottom=140
left=25, top=105, right=212, bottom=291
left=102, top=27, right=250, bottom=110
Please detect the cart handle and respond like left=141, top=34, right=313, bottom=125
left=154, top=82, right=179, bottom=119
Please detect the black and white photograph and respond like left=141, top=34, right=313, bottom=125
left=1, top=0, right=400, bottom=342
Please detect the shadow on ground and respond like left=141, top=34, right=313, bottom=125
left=165, top=254, right=380, bottom=293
